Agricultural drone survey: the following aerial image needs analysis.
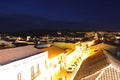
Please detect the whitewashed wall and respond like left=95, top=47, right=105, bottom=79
left=0, top=51, right=48, bottom=80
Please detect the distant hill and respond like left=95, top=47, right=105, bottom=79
left=0, top=14, right=120, bottom=32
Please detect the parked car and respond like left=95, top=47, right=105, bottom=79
left=74, top=61, right=78, bottom=66
left=66, top=67, right=74, bottom=73
left=71, top=64, right=76, bottom=69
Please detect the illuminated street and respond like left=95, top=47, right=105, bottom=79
left=0, top=0, right=120, bottom=79
left=74, top=43, right=120, bottom=80
left=50, top=42, right=120, bottom=80
left=0, top=32, right=120, bottom=80
left=52, top=42, right=92, bottom=80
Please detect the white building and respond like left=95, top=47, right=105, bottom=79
left=53, top=42, right=81, bottom=68
left=0, top=45, right=48, bottom=80
left=38, top=45, right=65, bottom=80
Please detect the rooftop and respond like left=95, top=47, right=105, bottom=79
left=97, top=67, right=120, bottom=80
left=74, top=50, right=110, bottom=80
left=0, top=45, right=41, bottom=65
left=74, top=43, right=120, bottom=80
left=64, top=48, right=74, bottom=55
left=41, top=45, right=65, bottom=59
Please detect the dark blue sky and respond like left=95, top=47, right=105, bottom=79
left=0, top=0, right=120, bottom=32
left=0, top=0, right=120, bottom=21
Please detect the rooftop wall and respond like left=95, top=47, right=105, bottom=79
left=53, top=42, right=76, bottom=50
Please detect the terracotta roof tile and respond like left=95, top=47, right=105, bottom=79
left=74, top=50, right=110, bottom=80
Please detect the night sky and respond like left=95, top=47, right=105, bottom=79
left=0, top=0, right=120, bottom=32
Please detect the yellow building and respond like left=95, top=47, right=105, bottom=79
left=53, top=42, right=76, bottom=50
left=39, top=45, right=65, bottom=80
left=53, top=42, right=81, bottom=68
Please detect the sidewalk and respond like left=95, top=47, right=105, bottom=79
left=53, top=67, right=66, bottom=80
left=53, top=63, right=82, bottom=80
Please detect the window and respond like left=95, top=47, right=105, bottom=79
left=17, top=73, right=21, bottom=80
left=31, top=66, right=34, bottom=79
left=45, top=60, right=48, bottom=68
left=37, top=64, right=40, bottom=74
left=61, top=55, right=62, bottom=60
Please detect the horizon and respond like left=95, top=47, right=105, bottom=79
left=0, top=0, right=120, bottom=32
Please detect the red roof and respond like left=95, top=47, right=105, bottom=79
left=74, top=50, right=110, bottom=80
left=0, top=45, right=41, bottom=65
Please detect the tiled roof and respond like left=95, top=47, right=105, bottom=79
left=97, top=67, right=120, bottom=80
left=74, top=50, right=110, bottom=80
left=81, top=72, right=100, bottom=80
left=74, top=43, right=120, bottom=80
left=41, top=45, right=65, bottom=59
left=0, top=45, right=41, bottom=65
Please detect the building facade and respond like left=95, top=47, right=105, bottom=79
left=0, top=45, right=48, bottom=80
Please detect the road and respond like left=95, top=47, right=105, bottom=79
left=48, top=43, right=107, bottom=80
left=53, top=60, right=83, bottom=80
left=53, top=42, right=96, bottom=80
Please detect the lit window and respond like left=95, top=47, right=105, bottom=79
left=37, top=64, right=40, bottom=73
left=17, top=73, right=21, bottom=80
left=45, top=60, right=48, bottom=68
left=31, top=66, right=34, bottom=79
